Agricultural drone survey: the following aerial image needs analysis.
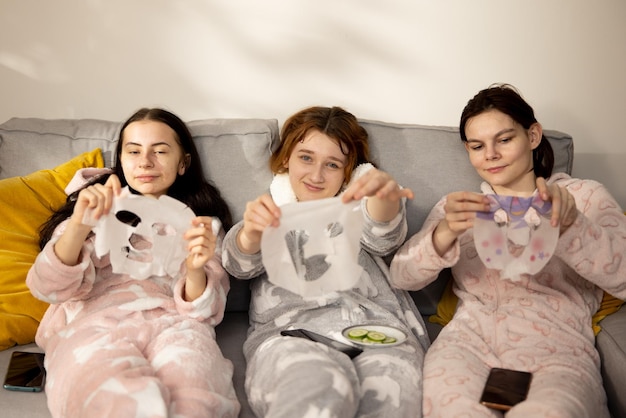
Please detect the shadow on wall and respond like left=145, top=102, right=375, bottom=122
left=0, top=1, right=422, bottom=121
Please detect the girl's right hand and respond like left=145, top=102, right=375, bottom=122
left=54, top=174, right=122, bottom=266
left=237, top=193, right=281, bottom=254
left=433, top=191, right=491, bottom=256
left=441, top=191, right=491, bottom=235
left=71, top=174, right=122, bottom=230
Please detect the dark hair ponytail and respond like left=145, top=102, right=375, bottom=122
left=460, top=84, right=554, bottom=178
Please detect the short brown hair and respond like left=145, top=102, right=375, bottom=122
left=270, top=106, right=370, bottom=183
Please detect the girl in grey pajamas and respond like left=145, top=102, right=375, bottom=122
left=222, top=106, right=429, bottom=418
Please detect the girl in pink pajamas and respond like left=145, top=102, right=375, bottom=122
left=26, top=108, right=240, bottom=418
left=391, top=85, right=626, bottom=417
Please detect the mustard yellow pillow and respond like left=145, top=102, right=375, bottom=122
left=0, top=149, right=104, bottom=350
left=428, top=278, right=457, bottom=328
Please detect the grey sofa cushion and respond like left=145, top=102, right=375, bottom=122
left=597, top=306, right=626, bottom=418
left=187, top=119, right=279, bottom=224
left=0, top=118, right=120, bottom=179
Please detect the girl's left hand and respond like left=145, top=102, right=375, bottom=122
left=536, top=177, right=578, bottom=233
left=341, top=168, right=414, bottom=203
left=184, top=216, right=218, bottom=271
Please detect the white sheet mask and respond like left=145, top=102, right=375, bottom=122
left=261, top=197, right=364, bottom=297
left=473, top=193, right=558, bottom=281
left=83, top=187, right=196, bottom=279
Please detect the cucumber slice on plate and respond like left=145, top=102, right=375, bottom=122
left=342, top=324, right=407, bottom=347
left=366, top=331, right=386, bottom=342
left=347, top=329, right=369, bottom=340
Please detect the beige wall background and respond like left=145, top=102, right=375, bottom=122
left=1, top=0, right=625, bottom=207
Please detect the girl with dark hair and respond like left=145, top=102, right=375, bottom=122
left=222, top=106, right=429, bottom=417
left=27, top=108, right=239, bottom=418
left=391, top=85, right=625, bottom=416
left=39, top=108, right=232, bottom=248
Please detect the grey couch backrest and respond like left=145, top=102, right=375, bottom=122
left=0, top=116, right=573, bottom=315
left=0, top=117, right=280, bottom=224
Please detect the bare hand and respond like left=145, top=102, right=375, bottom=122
left=341, top=168, right=414, bottom=203
left=432, top=191, right=491, bottom=256
left=184, top=216, right=218, bottom=270
left=442, top=191, right=491, bottom=235
left=54, top=174, right=122, bottom=266
left=239, top=194, right=281, bottom=253
left=71, top=174, right=122, bottom=228
left=536, top=177, right=577, bottom=232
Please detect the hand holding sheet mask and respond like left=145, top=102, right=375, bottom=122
left=82, top=187, right=200, bottom=280
left=474, top=193, right=558, bottom=281
left=261, top=196, right=364, bottom=297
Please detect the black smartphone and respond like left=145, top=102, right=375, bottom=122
left=479, top=367, right=532, bottom=411
left=3, top=351, right=46, bottom=392
left=280, top=329, right=363, bottom=359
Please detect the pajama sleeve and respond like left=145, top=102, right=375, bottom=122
left=26, top=221, right=97, bottom=304
left=552, top=177, right=626, bottom=300
left=221, top=221, right=266, bottom=280
left=390, top=196, right=461, bottom=291
left=360, top=197, right=408, bottom=257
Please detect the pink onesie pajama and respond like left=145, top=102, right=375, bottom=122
left=391, top=173, right=626, bottom=417
left=26, top=221, right=239, bottom=418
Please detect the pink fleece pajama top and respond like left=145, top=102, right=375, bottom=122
left=26, top=219, right=240, bottom=418
left=391, top=173, right=626, bottom=417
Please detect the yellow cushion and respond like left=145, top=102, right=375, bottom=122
left=430, top=280, right=624, bottom=336
left=592, top=292, right=624, bottom=335
left=0, top=149, right=104, bottom=350
left=428, top=278, right=457, bottom=328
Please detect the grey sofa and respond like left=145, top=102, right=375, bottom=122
left=0, top=116, right=624, bottom=417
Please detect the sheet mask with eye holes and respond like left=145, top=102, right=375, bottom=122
left=473, top=193, right=559, bottom=281
left=83, top=187, right=196, bottom=280
left=261, top=197, right=364, bottom=297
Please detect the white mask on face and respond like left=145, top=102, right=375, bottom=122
left=84, top=187, right=196, bottom=279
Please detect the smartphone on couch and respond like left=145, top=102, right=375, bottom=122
left=479, top=367, right=532, bottom=411
left=3, top=351, right=46, bottom=392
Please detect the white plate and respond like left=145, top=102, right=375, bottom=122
left=342, top=324, right=407, bottom=347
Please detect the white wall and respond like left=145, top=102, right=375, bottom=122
left=1, top=0, right=625, bottom=207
